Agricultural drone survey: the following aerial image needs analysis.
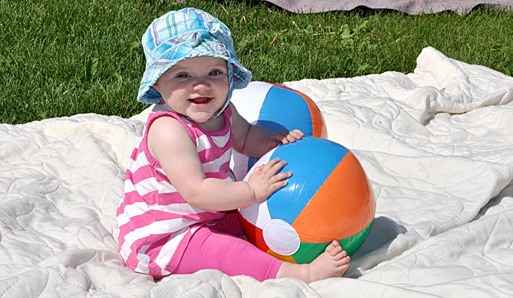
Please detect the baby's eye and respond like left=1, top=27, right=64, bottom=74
left=208, top=69, right=224, bottom=76
left=175, top=73, right=190, bottom=79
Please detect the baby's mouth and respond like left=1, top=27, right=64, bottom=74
left=189, top=97, right=212, bottom=105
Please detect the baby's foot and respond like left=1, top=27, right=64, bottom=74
left=307, top=240, right=350, bottom=282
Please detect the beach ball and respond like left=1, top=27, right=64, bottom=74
left=238, top=136, right=376, bottom=264
left=230, top=81, right=327, bottom=181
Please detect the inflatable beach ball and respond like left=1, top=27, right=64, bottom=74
left=238, top=137, right=376, bottom=264
left=230, top=81, right=327, bottom=181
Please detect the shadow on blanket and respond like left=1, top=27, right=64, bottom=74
left=349, top=216, right=407, bottom=277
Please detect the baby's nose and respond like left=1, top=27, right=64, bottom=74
left=192, top=76, right=212, bottom=88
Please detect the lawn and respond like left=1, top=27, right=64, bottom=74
left=1, top=0, right=512, bottom=124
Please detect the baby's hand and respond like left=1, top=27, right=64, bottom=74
left=247, top=158, right=291, bottom=203
left=274, top=129, right=304, bottom=145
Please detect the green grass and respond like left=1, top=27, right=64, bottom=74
left=1, top=0, right=513, bottom=124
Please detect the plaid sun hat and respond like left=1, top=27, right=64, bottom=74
left=137, top=7, right=252, bottom=105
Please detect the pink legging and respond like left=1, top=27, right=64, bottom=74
left=173, top=211, right=283, bottom=281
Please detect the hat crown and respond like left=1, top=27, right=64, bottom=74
left=144, top=8, right=234, bottom=63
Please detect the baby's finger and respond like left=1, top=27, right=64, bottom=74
left=285, top=134, right=297, bottom=143
left=271, top=171, right=292, bottom=182
left=291, top=129, right=304, bottom=138
left=268, top=180, right=288, bottom=192
left=266, top=158, right=287, bottom=174
left=256, top=158, right=280, bottom=172
left=261, top=157, right=281, bottom=168
left=280, top=130, right=302, bottom=144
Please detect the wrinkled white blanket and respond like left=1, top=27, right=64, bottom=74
left=1, top=47, right=512, bottom=297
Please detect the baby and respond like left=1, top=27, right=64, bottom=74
left=116, top=7, right=350, bottom=282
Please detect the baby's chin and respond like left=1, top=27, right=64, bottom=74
left=189, top=111, right=224, bottom=128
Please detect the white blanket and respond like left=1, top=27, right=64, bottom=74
left=1, top=47, right=512, bottom=297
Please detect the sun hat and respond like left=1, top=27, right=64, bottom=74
left=137, top=7, right=252, bottom=110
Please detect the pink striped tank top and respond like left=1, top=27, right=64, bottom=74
left=116, top=103, right=235, bottom=278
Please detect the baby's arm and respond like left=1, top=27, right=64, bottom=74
left=231, top=103, right=304, bottom=158
left=147, top=116, right=289, bottom=211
